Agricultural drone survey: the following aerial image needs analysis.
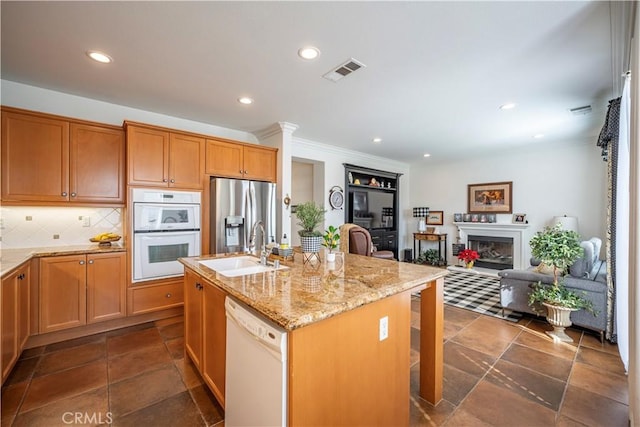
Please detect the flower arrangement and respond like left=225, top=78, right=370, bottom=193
left=457, top=249, right=479, bottom=264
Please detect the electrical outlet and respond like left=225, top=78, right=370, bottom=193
left=379, top=316, right=389, bottom=341
left=83, top=216, right=91, bottom=227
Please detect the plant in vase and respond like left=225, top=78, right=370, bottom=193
left=321, top=225, right=340, bottom=262
left=527, top=223, right=595, bottom=342
left=295, top=201, right=326, bottom=254
left=457, top=249, right=479, bottom=269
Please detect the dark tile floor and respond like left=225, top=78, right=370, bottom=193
left=1, top=300, right=629, bottom=426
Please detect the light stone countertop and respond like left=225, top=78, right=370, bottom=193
left=0, top=243, right=126, bottom=278
left=179, top=253, right=448, bottom=331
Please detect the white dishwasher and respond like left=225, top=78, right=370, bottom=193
left=225, top=296, right=288, bottom=427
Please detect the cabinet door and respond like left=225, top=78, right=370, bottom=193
left=70, top=123, right=125, bottom=203
left=169, top=133, right=204, bottom=189
left=184, top=270, right=203, bottom=369
left=127, top=125, right=170, bottom=187
left=1, top=270, right=19, bottom=382
left=202, top=281, right=226, bottom=406
left=86, top=252, right=126, bottom=323
left=17, top=265, right=30, bottom=350
left=205, top=139, right=244, bottom=179
left=243, top=145, right=277, bottom=183
left=1, top=111, right=69, bottom=202
left=40, top=255, right=87, bottom=333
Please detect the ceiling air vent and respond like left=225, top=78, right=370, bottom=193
left=569, top=105, right=592, bottom=115
left=323, top=58, right=366, bottom=82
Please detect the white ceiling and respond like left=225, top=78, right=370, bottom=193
left=0, top=1, right=618, bottom=163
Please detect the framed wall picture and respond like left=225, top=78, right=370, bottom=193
left=426, top=210, right=444, bottom=225
left=467, top=181, right=513, bottom=214
left=513, top=213, right=527, bottom=223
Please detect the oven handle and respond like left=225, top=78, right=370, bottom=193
left=134, top=228, right=201, bottom=233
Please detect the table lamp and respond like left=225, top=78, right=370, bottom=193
left=413, top=207, right=429, bottom=232
left=552, top=215, right=579, bottom=234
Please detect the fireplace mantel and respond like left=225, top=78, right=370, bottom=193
left=453, top=222, right=531, bottom=270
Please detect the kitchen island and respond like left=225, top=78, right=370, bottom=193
left=180, top=252, right=447, bottom=425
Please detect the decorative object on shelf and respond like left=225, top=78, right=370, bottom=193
left=457, top=249, right=479, bottom=269
left=348, top=171, right=354, bottom=184
left=527, top=223, right=595, bottom=342
left=552, top=215, right=579, bottom=233
left=381, top=207, right=394, bottom=227
left=369, top=177, right=379, bottom=187
left=426, top=210, right=444, bottom=225
left=321, top=225, right=340, bottom=262
left=513, top=213, right=527, bottom=223
left=471, top=214, right=479, bottom=222
left=354, top=178, right=361, bottom=185
left=463, top=213, right=472, bottom=222
left=487, top=214, right=497, bottom=223
left=283, top=194, right=291, bottom=209
left=426, top=226, right=436, bottom=234
left=413, top=207, right=429, bottom=232
left=467, top=181, right=513, bottom=214
left=453, top=213, right=463, bottom=222
left=294, top=201, right=326, bottom=258
left=328, top=186, right=344, bottom=210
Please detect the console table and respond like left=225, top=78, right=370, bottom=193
left=414, top=233, right=447, bottom=264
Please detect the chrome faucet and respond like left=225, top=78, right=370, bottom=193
left=249, top=220, right=268, bottom=265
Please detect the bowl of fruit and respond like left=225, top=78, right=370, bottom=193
left=90, top=232, right=122, bottom=247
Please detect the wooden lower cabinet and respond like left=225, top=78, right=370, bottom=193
left=2, top=263, right=30, bottom=382
left=183, top=269, right=227, bottom=407
left=40, top=253, right=126, bottom=333
left=128, top=280, right=184, bottom=315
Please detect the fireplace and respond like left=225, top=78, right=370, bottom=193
left=468, top=235, right=513, bottom=270
left=454, top=222, right=530, bottom=270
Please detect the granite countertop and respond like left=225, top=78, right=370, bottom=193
left=0, top=243, right=126, bottom=278
left=180, top=253, right=448, bottom=331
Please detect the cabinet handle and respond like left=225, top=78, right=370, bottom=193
left=88, top=260, right=94, bottom=264
left=239, top=170, right=243, bottom=174
left=62, top=192, right=68, bottom=197
left=163, top=178, right=168, bottom=182
left=196, top=283, right=203, bottom=291
left=166, top=293, right=172, bottom=298
left=244, top=170, right=248, bottom=174
left=71, top=192, right=76, bottom=197
left=79, top=260, right=85, bottom=265
left=170, top=179, right=175, bottom=183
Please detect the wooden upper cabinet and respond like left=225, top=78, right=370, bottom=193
left=70, top=123, right=125, bottom=203
left=205, top=138, right=277, bottom=183
left=1, top=108, right=125, bottom=205
left=1, top=111, right=69, bottom=202
left=205, top=139, right=244, bottom=179
left=127, top=123, right=204, bottom=189
left=169, top=133, right=205, bottom=189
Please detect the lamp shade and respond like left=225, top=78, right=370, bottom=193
left=413, top=207, right=429, bottom=217
left=552, top=215, right=579, bottom=233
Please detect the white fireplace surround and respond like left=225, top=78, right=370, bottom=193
left=454, top=222, right=530, bottom=270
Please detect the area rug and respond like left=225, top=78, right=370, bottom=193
left=444, top=270, right=522, bottom=322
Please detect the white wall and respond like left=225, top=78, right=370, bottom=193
left=408, top=138, right=607, bottom=263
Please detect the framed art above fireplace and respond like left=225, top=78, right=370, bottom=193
left=467, top=181, right=512, bottom=214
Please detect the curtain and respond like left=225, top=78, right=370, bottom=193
left=596, top=75, right=631, bottom=372
left=616, top=75, right=631, bottom=372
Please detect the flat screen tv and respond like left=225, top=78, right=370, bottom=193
left=352, top=191, right=368, bottom=214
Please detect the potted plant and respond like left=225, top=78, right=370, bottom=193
left=457, top=249, right=479, bottom=269
left=527, top=223, right=594, bottom=342
left=416, top=249, right=441, bottom=266
left=295, top=201, right=326, bottom=254
left=321, top=225, right=340, bottom=262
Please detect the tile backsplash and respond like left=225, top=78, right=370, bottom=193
left=0, top=207, right=123, bottom=249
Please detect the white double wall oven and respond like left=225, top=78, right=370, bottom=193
left=132, top=188, right=202, bottom=283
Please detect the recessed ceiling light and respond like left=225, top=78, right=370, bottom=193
left=372, top=138, right=382, bottom=143
left=533, top=134, right=545, bottom=139
left=423, top=153, right=431, bottom=158
left=238, top=97, right=254, bottom=105
left=86, top=51, right=112, bottom=64
left=298, top=46, right=320, bottom=60
left=499, top=103, right=516, bottom=110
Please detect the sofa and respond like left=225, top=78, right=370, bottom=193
left=498, top=237, right=608, bottom=341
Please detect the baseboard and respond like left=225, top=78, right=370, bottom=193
left=23, top=307, right=184, bottom=349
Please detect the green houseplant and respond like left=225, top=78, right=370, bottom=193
left=527, top=223, right=594, bottom=342
left=416, top=249, right=441, bottom=266
left=321, top=225, right=340, bottom=262
left=295, top=201, right=326, bottom=254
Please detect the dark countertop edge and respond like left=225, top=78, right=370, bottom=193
left=1, top=244, right=126, bottom=279
left=180, top=256, right=448, bottom=331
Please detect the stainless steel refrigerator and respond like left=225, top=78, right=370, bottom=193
left=210, top=178, right=277, bottom=254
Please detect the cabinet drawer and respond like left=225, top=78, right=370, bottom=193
left=129, top=282, right=184, bottom=315
left=425, top=235, right=440, bottom=241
